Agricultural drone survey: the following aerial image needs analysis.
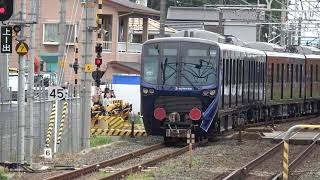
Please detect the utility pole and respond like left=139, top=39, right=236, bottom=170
left=17, top=0, right=27, bottom=163
left=159, top=0, right=166, bottom=38
left=298, top=17, right=302, bottom=45
left=27, top=0, right=38, bottom=163
left=58, top=0, right=66, bottom=84
left=280, top=0, right=287, bottom=46
left=266, top=0, right=273, bottom=42
left=80, top=0, right=94, bottom=149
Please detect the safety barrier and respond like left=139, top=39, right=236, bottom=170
left=57, top=101, right=68, bottom=145
left=45, top=103, right=56, bottom=148
left=91, top=128, right=147, bottom=137
left=282, top=124, right=320, bottom=180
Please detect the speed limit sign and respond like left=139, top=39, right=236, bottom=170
left=48, top=86, right=66, bottom=101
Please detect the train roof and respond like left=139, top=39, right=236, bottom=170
left=244, top=42, right=285, bottom=52
left=144, top=37, right=220, bottom=46
left=218, top=43, right=266, bottom=56
left=265, top=51, right=306, bottom=59
left=305, top=54, right=320, bottom=59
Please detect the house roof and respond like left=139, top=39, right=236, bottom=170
left=108, top=61, right=140, bottom=74
left=129, top=18, right=176, bottom=34
left=105, top=0, right=160, bottom=17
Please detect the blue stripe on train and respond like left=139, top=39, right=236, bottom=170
left=112, top=75, right=140, bottom=85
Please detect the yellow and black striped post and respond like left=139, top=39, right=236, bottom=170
left=73, top=37, right=79, bottom=96
left=282, top=140, right=289, bottom=180
left=282, top=124, right=320, bottom=180
left=97, top=0, right=103, bottom=45
left=57, top=101, right=68, bottom=145
left=45, top=103, right=57, bottom=148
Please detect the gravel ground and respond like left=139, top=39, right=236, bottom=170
left=290, top=145, right=320, bottom=180
left=11, top=136, right=162, bottom=180
left=82, top=147, right=178, bottom=180
left=132, top=139, right=276, bottom=180
left=248, top=145, right=307, bottom=178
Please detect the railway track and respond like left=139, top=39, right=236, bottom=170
left=46, top=143, right=165, bottom=180
left=221, top=140, right=320, bottom=180
left=46, top=142, right=200, bottom=180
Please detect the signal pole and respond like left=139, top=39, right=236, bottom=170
left=80, top=0, right=94, bottom=149
left=17, top=0, right=27, bottom=163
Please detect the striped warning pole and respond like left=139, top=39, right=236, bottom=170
left=45, top=103, right=57, bottom=148
left=57, top=101, right=68, bottom=145
left=282, top=124, right=320, bottom=180
left=282, top=140, right=289, bottom=180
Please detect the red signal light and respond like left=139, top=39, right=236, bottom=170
left=189, top=108, right=202, bottom=121
left=154, top=107, right=166, bottom=121
left=0, top=7, right=6, bottom=14
left=95, top=58, right=102, bottom=67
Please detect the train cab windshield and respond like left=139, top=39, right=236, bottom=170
left=142, top=41, right=219, bottom=87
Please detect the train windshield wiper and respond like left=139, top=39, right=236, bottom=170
left=161, top=58, right=168, bottom=85
left=180, top=74, right=198, bottom=90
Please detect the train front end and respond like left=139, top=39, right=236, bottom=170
left=140, top=38, right=220, bottom=141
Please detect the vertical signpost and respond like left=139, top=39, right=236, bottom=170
left=1, top=26, right=12, bottom=53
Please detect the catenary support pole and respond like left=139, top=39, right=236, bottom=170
left=159, top=0, right=166, bottom=38
left=80, top=0, right=94, bottom=149
left=17, top=0, right=27, bottom=163
left=58, top=0, right=66, bottom=84
left=27, top=0, right=38, bottom=163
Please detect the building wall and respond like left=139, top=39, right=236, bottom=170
left=9, top=0, right=143, bottom=85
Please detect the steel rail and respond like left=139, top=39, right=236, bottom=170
left=271, top=140, right=319, bottom=180
left=222, top=142, right=283, bottom=180
left=46, top=143, right=165, bottom=180
left=99, top=143, right=199, bottom=180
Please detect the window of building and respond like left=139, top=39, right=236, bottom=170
left=43, top=23, right=77, bottom=45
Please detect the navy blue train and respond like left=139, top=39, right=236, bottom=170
left=140, top=30, right=320, bottom=143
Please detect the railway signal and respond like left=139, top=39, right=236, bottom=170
left=0, top=0, right=13, bottom=21
left=95, top=57, right=102, bottom=67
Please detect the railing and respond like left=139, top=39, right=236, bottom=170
left=102, top=41, right=142, bottom=53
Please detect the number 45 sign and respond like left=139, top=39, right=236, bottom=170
left=48, top=86, right=66, bottom=101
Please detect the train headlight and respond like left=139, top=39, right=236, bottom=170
left=149, top=89, right=155, bottom=94
left=202, top=90, right=209, bottom=96
left=142, top=88, right=149, bottom=94
left=209, top=90, right=216, bottom=96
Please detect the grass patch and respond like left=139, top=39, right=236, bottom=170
left=90, top=136, right=113, bottom=147
left=0, top=168, right=8, bottom=180
left=100, top=171, right=111, bottom=177
left=126, top=171, right=154, bottom=180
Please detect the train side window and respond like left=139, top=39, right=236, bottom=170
left=290, top=64, right=293, bottom=99
left=226, top=59, right=229, bottom=86
left=222, top=58, right=225, bottom=108
left=316, top=65, right=319, bottom=82
left=232, top=59, right=236, bottom=85
left=286, top=64, right=290, bottom=82
left=311, top=64, right=313, bottom=97
left=296, top=64, right=299, bottom=82
left=248, top=60, right=251, bottom=102
left=299, top=64, right=303, bottom=98
left=276, top=63, right=280, bottom=83
left=271, top=63, right=274, bottom=100
left=242, top=60, right=245, bottom=103
left=281, top=63, right=284, bottom=99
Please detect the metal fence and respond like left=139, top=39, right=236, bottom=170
left=0, top=84, right=81, bottom=162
